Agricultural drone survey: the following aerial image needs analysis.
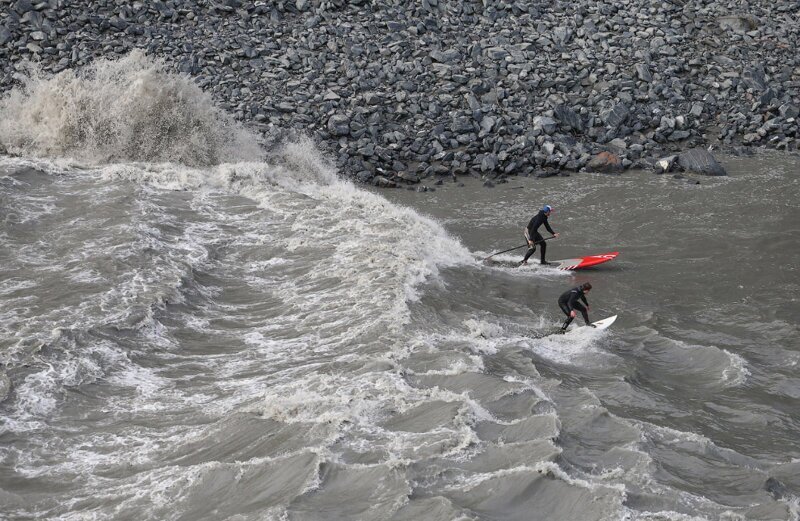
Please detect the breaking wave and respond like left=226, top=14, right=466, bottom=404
left=0, top=50, right=262, bottom=166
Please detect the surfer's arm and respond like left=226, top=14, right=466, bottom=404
left=544, top=220, right=555, bottom=235
left=580, top=294, right=588, bottom=307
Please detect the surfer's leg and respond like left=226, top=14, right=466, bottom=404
left=560, top=315, right=574, bottom=331
left=536, top=233, right=548, bottom=263
left=521, top=246, right=536, bottom=263
left=574, top=303, right=590, bottom=325
left=558, top=301, right=572, bottom=331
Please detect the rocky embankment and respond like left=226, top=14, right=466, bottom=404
left=1, top=0, right=798, bottom=185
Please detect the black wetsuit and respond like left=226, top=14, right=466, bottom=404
left=522, top=210, right=555, bottom=263
left=558, top=286, right=590, bottom=330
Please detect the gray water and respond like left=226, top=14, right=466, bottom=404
left=1, top=55, right=799, bottom=521
left=1, top=153, right=798, bottom=521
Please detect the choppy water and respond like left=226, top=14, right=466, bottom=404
left=1, top=54, right=799, bottom=521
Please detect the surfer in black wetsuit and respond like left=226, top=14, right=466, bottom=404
left=520, top=205, right=559, bottom=266
left=558, top=282, right=594, bottom=332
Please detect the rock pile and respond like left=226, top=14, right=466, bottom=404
left=1, top=0, right=798, bottom=185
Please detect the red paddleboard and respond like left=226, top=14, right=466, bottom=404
left=549, top=252, right=619, bottom=270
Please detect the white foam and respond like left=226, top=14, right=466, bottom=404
left=527, top=323, right=610, bottom=364
left=0, top=51, right=262, bottom=166
left=622, top=509, right=712, bottom=521
left=720, top=349, right=750, bottom=386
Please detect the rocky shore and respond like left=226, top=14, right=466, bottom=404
left=1, top=0, right=798, bottom=186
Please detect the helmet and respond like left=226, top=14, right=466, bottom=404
left=542, top=205, right=552, bottom=213
left=581, top=282, right=592, bottom=291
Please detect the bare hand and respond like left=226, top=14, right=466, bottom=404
left=570, top=310, right=576, bottom=318
left=553, top=233, right=560, bottom=238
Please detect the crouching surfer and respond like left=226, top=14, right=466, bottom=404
left=558, top=282, right=595, bottom=333
left=520, top=205, right=558, bottom=266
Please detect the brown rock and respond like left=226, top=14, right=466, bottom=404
left=586, top=151, right=623, bottom=173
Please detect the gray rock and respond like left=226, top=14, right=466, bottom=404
left=14, top=0, right=34, bottom=14
left=533, top=116, right=557, bottom=135
left=451, top=116, right=473, bottom=133
left=481, top=153, right=498, bottom=172
left=677, top=148, right=727, bottom=176
left=486, top=47, right=509, bottom=60
left=553, top=26, right=572, bottom=45
left=373, top=175, right=398, bottom=188
left=554, top=104, right=583, bottom=132
left=742, top=67, right=768, bottom=91
left=669, top=130, right=691, bottom=141
left=430, top=49, right=460, bottom=63
left=355, top=171, right=373, bottom=183
left=635, top=63, right=652, bottom=82
left=608, top=138, right=627, bottom=150
left=327, top=114, right=351, bottom=136
left=654, top=155, right=678, bottom=174
left=779, top=104, right=799, bottom=119
left=0, top=26, right=12, bottom=46
left=396, top=171, right=420, bottom=183
left=363, top=92, right=383, bottom=105
left=602, top=104, right=629, bottom=128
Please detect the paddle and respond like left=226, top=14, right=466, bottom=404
left=482, top=236, right=556, bottom=261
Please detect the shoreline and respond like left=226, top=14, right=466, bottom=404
left=1, top=0, right=798, bottom=185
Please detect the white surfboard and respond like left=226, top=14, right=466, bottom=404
left=539, top=315, right=617, bottom=338
left=589, top=315, right=617, bottom=330
left=564, top=315, right=617, bottom=334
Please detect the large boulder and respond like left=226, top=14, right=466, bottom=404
left=677, top=148, right=727, bottom=176
left=718, top=15, right=759, bottom=34
left=586, top=151, right=622, bottom=173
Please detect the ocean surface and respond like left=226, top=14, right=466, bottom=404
left=1, top=55, right=799, bottom=521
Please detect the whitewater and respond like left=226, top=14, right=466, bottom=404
left=1, top=53, right=798, bottom=521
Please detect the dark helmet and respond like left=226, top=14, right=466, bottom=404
left=581, top=282, right=592, bottom=291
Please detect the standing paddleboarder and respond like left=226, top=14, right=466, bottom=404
left=520, top=205, right=559, bottom=266
left=558, top=282, right=595, bottom=332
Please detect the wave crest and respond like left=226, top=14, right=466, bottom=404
left=0, top=51, right=263, bottom=166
